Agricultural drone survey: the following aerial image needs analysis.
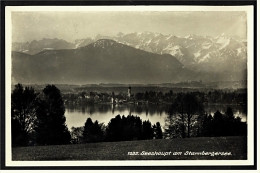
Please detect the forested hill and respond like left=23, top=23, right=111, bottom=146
left=12, top=39, right=190, bottom=84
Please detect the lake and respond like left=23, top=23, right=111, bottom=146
left=65, top=103, right=247, bottom=130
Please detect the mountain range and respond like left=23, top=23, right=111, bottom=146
left=11, top=32, right=247, bottom=85
left=12, top=32, right=247, bottom=72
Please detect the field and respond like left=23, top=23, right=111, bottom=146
left=12, top=136, right=247, bottom=160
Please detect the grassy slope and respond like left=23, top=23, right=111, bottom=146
left=12, top=136, right=247, bottom=160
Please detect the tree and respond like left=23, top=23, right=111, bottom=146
left=157, top=92, right=164, bottom=101
left=225, top=107, right=235, bottom=121
left=83, top=118, right=104, bottom=143
left=135, top=92, right=143, bottom=100
left=106, top=115, right=123, bottom=141
left=83, top=118, right=94, bottom=142
left=164, top=112, right=182, bottom=138
left=106, top=115, right=145, bottom=141
left=199, top=114, right=214, bottom=137
left=142, top=120, right=154, bottom=139
left=11, top=83, right=38, bottom=146
left=71, top=126, right=84, bottom=144
left=120, top=115, right=142, bottom=141
left=166, top=93, right=204, bottom=138
left=92, top=120, right=105, bottom=142
left=212, top=110, right=224, bottom=136
left=169, top=90, right=173, bottom=97
left=198, top=107, right=247, bottom=137
left=83, top=118, right=105, bottom=143
left=35, top=85, right=71, bottom=145
left=143, top=91, right=149, bottom=100
left=166, top=93, right=185, bottom=138
left=153, top=122, right=163, bottom=139
left=183, top=93, right=204, bottom=137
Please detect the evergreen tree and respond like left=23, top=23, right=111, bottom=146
left=201, top=114, right=214, bottom=137
left=225, top=107, right=235, bottom=121
left=106, top=115, right=123, bottom=141
left=83, top=118, right=104, bottom=143
left=83, top=118, right=94, bottom=143
left=212, top=110, right=224, bottom=136
left=35, top=85, right=71, bottom=145
left=92, top=120, right=104, bottom=142
left=142, top=120, right=153, bottom=140
left=198, top=108, right=247, bottom=137
left=106, top=115, right=146, bottom=141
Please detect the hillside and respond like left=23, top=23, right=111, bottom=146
left=12, top=39, right=192, bottom=84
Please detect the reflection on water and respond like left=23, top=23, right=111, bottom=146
left=65, top=103, right=247, bottom=130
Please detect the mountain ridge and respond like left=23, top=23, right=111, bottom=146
left=12, top=39, right=246, bottom=85
left=12, top=39, right=193, bottom=84
left=12, top=32, right=247, bottom=74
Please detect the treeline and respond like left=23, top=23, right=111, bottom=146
left=164, top=92, right=247, bottom=139
left=134, top=90, right=247, bottom=105
left=197, top=108, right=247, bottom=137
left=71, top=115, right=163, bottom=144
left=73, top=103, right=247, bottom=144
left=62, top=88, right=247, bottom=106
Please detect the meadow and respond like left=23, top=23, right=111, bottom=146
left=12, top=136, right=247, bottom=160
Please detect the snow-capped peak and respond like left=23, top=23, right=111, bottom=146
left=92, top=39, right=116, bottom=48
left=216, top=36, right=231, bottom=50
left=184, top=34, right=201, bottom=40
left=166, top=34, right=173, bottom=40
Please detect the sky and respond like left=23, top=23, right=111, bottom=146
left=11, top=10, right=247, bottom=43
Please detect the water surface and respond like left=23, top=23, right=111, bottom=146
left=65, top=103, right=247, bottom=130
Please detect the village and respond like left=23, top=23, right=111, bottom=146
left=63, top=86, right=152, bottom=105
left=62, top=86, right=247, bottom=106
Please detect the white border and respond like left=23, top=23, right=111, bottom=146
left=5, top=6, right=255, bottom=167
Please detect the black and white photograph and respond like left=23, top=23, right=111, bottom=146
left=4, top=5, right=255, bottom=167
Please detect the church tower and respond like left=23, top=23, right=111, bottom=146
left=128, top=86, right=131, bottom=97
